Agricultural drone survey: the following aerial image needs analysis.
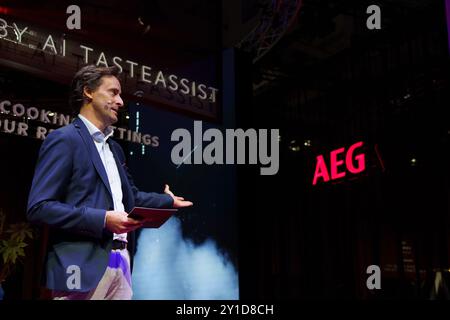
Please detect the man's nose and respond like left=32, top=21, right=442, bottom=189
left=116, top=95, right=124, bottom=107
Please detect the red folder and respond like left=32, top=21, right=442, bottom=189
left=128, top=207, right=178, bottom=228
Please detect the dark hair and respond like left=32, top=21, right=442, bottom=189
left=69, top=64, right=120, bottom=113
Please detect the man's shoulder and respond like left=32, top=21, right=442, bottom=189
left=45, top=122, right=77, bottom=142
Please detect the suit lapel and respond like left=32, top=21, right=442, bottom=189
left=73, top=117, right=113, bottom=198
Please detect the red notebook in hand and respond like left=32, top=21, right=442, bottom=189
left=128, top=207, right=178, bottom=228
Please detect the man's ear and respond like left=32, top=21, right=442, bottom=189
left=83, top=86, right=93, bottom=101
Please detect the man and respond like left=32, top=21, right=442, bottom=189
left=27, top=65, right=193, bottom=300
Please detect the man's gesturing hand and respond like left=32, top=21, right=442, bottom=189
left=164, top=184, right=193, bottom=208
left=105, top=211, right=143, bottom=233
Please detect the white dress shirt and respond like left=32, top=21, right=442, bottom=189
left=78, top=114, right=127, bottom=242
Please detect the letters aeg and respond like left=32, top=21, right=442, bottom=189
left=312, top=141, right=365, bottom=185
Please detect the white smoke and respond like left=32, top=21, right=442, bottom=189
left=132, top=216, right=239, bottom=300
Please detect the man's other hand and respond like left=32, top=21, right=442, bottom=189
left=164, top=184, right=194, bottom=208
left=105, top=211, right=143, bottom=233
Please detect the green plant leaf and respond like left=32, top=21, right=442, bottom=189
left=6, top=223, right=34, bottom=242
left=0, top=238, right=28, bottom=264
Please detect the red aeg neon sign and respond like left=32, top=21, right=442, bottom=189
left=312, top=141, right=366, bottom=185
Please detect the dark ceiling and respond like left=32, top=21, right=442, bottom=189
left=0, top=0, right=266, bottom=55
left=0, top=0, right=231, bottom=66
left=250, top=0, right=444, bottom=93
left=0, top=0, right=444, bottom=84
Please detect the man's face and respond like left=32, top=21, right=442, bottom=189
left=88, top=75, right=124, bottom=127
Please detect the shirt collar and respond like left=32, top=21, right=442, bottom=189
left=78, top=114, right=114, bottom=143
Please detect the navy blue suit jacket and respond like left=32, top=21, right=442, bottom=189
left=27, top=117, right=173, bottom=292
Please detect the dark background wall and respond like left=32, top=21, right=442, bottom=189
left=237, top=0, right=449, bottom=299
